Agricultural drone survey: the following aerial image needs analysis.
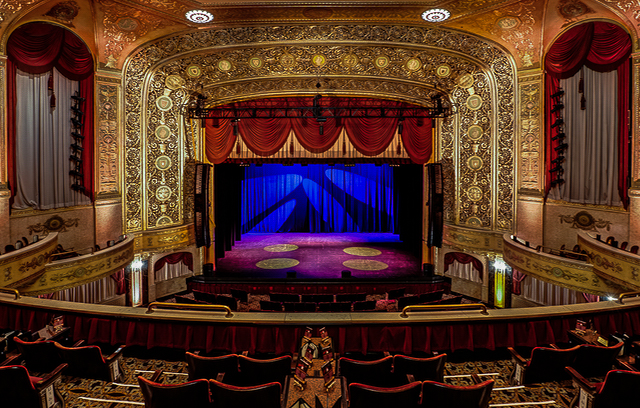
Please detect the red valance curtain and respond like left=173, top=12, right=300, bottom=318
left=205, top=97, right=433, bottom=164
left=544, top=22, right=631, bottom=206
left=443, top=252, right=483, bottom=280
left=154, top=252, right=194, bottom=272
left=6, top=22, right=95, bottom=199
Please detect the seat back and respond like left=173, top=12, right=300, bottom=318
left=193, top=290, right=218, bottom=304
left=339, top=356, right=394, bottom=387
left=524, top=346, right=579, bottom=384
left=138, top=376, right=212, bottom=408
left=56, top=343, right=110, bottom=380
left=353, top=300, right=377, bottom=311
left=419, top=290, right=445, bottom=303
left=186, top=353, right=239, bottom=382
left=421, top=379, right=494, bottom=408
left=397, top=295, right=421, bottom=310
left=0, top=365, right=41, bottom=408
left=210, top=379, right=281, bottom=408
left=387, top=288, right=406, bottom=300
left=595, top=370, right=640, bottom=408
left=230, top=288, right=249, bottom=303
left=572, top=342, right=623, bottom=378
left=237, top=355, right=291, bottom=387
left=393, top=354, right=447, bottom=382
left=349, top=381, right=422, bottom=408
left=259, top=300, right=282, bottom=311
left=270, top=293, right=299, bottom=302
left=14, top=337, right=63, bottom=373
left=295, top=302, right=317, bottom=312
left=215, top=295, right=238, bottom=311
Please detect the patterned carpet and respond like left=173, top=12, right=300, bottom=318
left=56, top=355, right=578, bottom=407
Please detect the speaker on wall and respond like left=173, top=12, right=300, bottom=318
left=194, top=163, right=212, bottom=248
left=426, top=163, right=443, bottom=248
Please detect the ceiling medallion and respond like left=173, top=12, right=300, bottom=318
left=421, top=8, right=451, bottom=23
left=185, top=10, right=213, bottom=24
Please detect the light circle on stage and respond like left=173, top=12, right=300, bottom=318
left=256, top=258, right=300, bottom=269
left=264, top=244, right=299, bottom=253
left=343, top=247, right=382, bottom=257
left=343, top=259, right=388, bottom=271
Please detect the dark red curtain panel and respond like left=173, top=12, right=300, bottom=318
left=544, top=21, right=631, bottom=205
left=291, top=117, right=342, bottom=153
left=401, top=117, right=433, bottom=164
left=443, top=252, right=483, bottom=280
left=7, top=22, right=95, bottom=199
left=154, top=252, right=194, bottom=272
left=205, top=119, right=237, bottom=164
left=344, top=116, right=399, bottom=156
left=204, top=97, right=433, bottom=163
left=238, top=118, right=292, bottom=156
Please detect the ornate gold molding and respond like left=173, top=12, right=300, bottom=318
left=503, top=234, right=626, bottom=296
left=518, top=73, right=543, bottom=191
left=97, top=78, right=121, bottom=196
left=0, top=233, right=58, bottom=289
left=18, top=235, right=134, bottom=296
left=123, top=24, right=516, bottom=235
left=578, top=231, right=640, bottom=291
left=0, top=57, right=5, bottom=184
left=443, top=224, right=504, bottom=253
left=133, top=223, right=195, bottom=252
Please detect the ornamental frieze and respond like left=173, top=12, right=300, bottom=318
left=124, top=24, right=515, bottom=234
left=0, top=233, right=59, bottom=289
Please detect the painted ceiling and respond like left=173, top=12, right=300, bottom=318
left=0, top=0, right=638, bottom=70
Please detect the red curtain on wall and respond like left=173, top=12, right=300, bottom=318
left=154, top=252, right=194, bottom=272
left=544, top=22, right=631, bottom=206
left=6, top=22, right=95, bottom=200
left=205, top=97, right=433, bottom=164
left=443, top=252, right=484, bottom=280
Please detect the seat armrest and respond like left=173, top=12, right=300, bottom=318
left=35, top=363, right=68, bottom=390
left=150, top=369, right=163, bottom=382
left=383, top=351, right=391, bottom=357
left=0, top=354, right=22, bottom=367
left=549, top=344, right=559, bottom=349
left=406, top=374, right=415, bottom=383
left=72, top=339, right=85, bottom=347
left=507, top=347, right=528, bottom=365
left=105, top=345, right=126, bottom=362
left=471, top=373, right=482, bottom=384
left=565, top=366, right=596, bottom=391
left=216, top=372, right=225, bottom=382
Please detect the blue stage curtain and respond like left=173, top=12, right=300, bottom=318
left=241, top=164, right=395, bottom=233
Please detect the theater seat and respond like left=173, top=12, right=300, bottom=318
left=0, top=364, right=67, bottom=408
left=339, top=356, right=395, bottom=387
left=186, top=352, right=239, bottom=383
left=210, top=379, right=281, bottom=408
left=509, top=345, right=579, bottom=385
left=421, top=379, right=494, bottom=408
left=393, top=353, right=447, bottom=383
left=56, top=343, right=125, bottom=381
left=572, top=342, right=623, bottom=378
left=13, top=337, right=64, bottom=373
left=138, top=375, right=213, bottom=408
left=236, top=354, right=291, bottom=388
left=565, top=368, right=640, bottom=408
left=349, top=381, right=422, bottom=408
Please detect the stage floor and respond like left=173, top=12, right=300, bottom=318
left=214, top=233, right=422, bottom=280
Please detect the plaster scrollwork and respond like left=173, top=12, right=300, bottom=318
left=124, top=24, right=516, bottom=234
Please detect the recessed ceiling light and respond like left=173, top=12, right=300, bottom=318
left=185, top=10, right=214, bottom=24
left=421, top=8, right=451, bottom=23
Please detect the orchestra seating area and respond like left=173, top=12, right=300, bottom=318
left=2, top=325, right=639, bottom=408
left=168, top=286, right=468, bottom=313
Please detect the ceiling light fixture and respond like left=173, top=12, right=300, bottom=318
left=185, top=10, right=214, bottom=24
left=421, top=8, right=451, bottom=22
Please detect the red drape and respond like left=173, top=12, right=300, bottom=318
left=154, top=252, right=194, bottom=272
left=544, top=22, right=631, bottom=206
left=443, top=252, right=483, bottom=280
left=204, top=97, right=433, bottom=164
left=512, top=270, right=527, bottom=296
left=110, top=270, right=126, bottom=295
left=6, top=22, right=94, bottom=200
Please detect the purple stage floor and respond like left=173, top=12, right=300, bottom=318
left=214, top=233, right=422, bottom=280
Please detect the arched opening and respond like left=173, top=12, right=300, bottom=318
left=6, top=22, right=94, bottom=210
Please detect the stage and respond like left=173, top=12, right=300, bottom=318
left=212, top=232, right=422, bottom=280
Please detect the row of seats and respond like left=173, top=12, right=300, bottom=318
left=600, top=235, right=640, bottom=254
left=260, top=299, right=377, bottom=312
left=2, top=235, right=40, bottom=255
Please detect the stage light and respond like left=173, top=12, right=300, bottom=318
left=69, top=169, right=83, bottom=177
left=550, top=89, right=565, bottom=99
left=551, top=118, right=564, bottom=128
left=71, top=131, right=84, bottom=140
left=551, top=132, right=565, bottom=141
left=550, top=178, right=565, bottom=186
left=551, top=155, right=564, bottom=164
left=71, top=183, right=85, bottom=192
left=554, top=143, right=568, bottom=152
left=549, top=165, right=563, bottom=173
left=71, top=118, right=83, bottom=127
left=71, top=143, right=84, bottom=152
left=71, top=95, right=85, bottom=102
left=550, top=103, right=564, bottom=113
left=71, top=106, right=84, bottom=115
left=397, top=121, right=404, bottom=135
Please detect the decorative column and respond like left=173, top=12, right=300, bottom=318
left=515, top=70, right=545, bottom=245
left=629, top=54, right=640, bottom=244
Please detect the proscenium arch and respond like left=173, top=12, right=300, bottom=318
left=122, top=24, right=516, bottom=233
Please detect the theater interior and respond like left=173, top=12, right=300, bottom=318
left=2, top=0, right=640, bottom=407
